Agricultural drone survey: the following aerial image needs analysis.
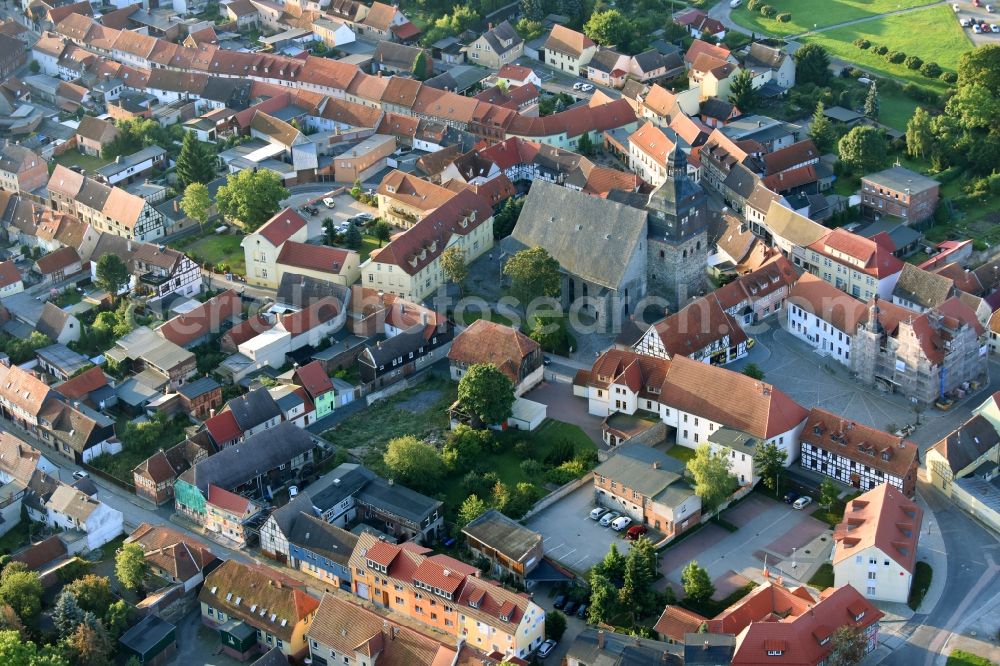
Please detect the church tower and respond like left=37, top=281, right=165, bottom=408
left=645, top=145, right=708, bottom=310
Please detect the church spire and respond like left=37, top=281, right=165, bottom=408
left=666, top=142, right=687, bottom=179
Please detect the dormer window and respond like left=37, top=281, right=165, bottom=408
left=469, top=599, right=480, bottom=609
left=767, top=650, right=784, bottom=656
left=500, top=612, right=510, bottom=622
left=854, top=611, right=865, bottom=621
left=818, top=637, right=830, bottom=646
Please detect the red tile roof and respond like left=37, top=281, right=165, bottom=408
left=0, top=364, right=50, bottom=418
left=158, top=289, right=241, bottom=348
left=810, top=228, right=903, bottom=279
left=654, top=605, right=708, bottom=642
left=787, top=274, right=868, bottom=334
left=648, top=293, right=748, bottom=358
left=0, top=261, right=21, bottom=289
left=294, top=361, right=334, bottom=399
left=447, top=320, right=539, bottom=383
left=222, top=314, right=274, bottom=350
left=35, top=246, right=80, bottom=275
left=833, top=482, right=922, bottom=573
left=280, top=297, right=341, bottom=337
left=276, top=241, right=354, bottom=274
left=763, top=139, right=820, bottom=175
left=207, top=483, right=252, bottom=515
left=256, top=207, right=307, bottom=247
left=204, top=410, right=241, bottom=446
left=684, top=39, right=731, bottom=66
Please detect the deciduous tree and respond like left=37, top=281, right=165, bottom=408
left=686, top=444, right=735, bottom=514
left=681, top=560, right=714, bottom=603
left=794, top=43, right=831, bottom=86
left=595, top=542, right=626, bottom=581
left=837, top=126, right=889, bottom=173
left=0, top=563, right=42, bottom=621
left=728, top=68, right=759, bottom=114
left=754, top=441, right=787, bottom=493
left=742, top=363, right=765, bottom=380
left=442, top=424, right=489, bottom=472
left=180, top=182, right=213, bottom=232
left=95, top=253, right=130, bottom=298
left=587, top=572, right=618, bottom=624
left=383, top=436, right=444, bottom=490
left=546, top=610, right=567, bottom=640
left=459, top=494, right=489, bottom=526
left=64, top=575, right=113, bottom=615
left=373, top=220, right=392, bottom=246
left=503, top=246, right=561, bottom=312
left=906, top=106, right=934, bottom=159
left=0, top=630, right=67, bottom=666
left=584, top=9, right=631, bottom=46
left=827, top=625, right=868, bottom=666
left=115, top=543, right=147, bottom=592
left=819, top=477, right=841, bottom=509
left=492, top=196, right=524, bottom=239
left=440, top=246, right=469, bottom=294
left=457, top=363, right=516, bottom=426
left=216, top=169, right=289, bottom=231
left=67, top=619, right=112, bottom=666
left=957, top=44, right=1000, bottom=94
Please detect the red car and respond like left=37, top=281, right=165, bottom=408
left=625, top=524, right=648, bottom=540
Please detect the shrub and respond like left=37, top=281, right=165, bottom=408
left=776, top=12, right=791, bottom=21
left=904, top=55, right=923, bottom=70
left=920, top=61, right=942, bottom=78
left=940, top=71, right=958, bottom=84
left=873, top=44, right=888, bottom=55
left=759, top=5, right=776, bottom=18
left=513, top=441, right=531, bottom=458
left=989, top=173, right=1000, bottom=196
left=853, top=38, right=871, bottom=49
left=546, top=459, right=589, bottom=485
left=520, top=459, right=544, bottom=477
left=848, top=67, right=865, bottom=79
left=887, top=51, right=906, bottom=64
left=746, top=0, right=760, bottom=10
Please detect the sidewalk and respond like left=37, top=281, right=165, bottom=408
left=915, top=492, right=948, bottom=615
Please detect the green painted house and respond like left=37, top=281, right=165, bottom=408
left=293, top=361, right=336, bottom=420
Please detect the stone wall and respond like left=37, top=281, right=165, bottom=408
left=648, top=232, right=708, bottom=310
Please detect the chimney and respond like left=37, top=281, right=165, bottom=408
left=127, top=240, right=132, bottom=252
left=703, top=641, right=710, bottom=650
left=173, top=200, right=179, bottom=212
left=210, top=408, right=216, bottom=418
left=598, top=630, right=605, bottom=650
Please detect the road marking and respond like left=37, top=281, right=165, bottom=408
left=924, top=553, right=999, bottom=666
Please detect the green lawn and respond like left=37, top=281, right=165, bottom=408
left=879, top=88, right=920, bottom=132
left=731, top=0, right=938, bottom=37
left=359, top=235, right=381, bottom=261
left=172, top=232, right=246, bottom=274
left=802, top=6, right=973, bottom=90
left=947, top=651, right=994, bottom=666
left=89, top=416, right=189, bottom=482
left=665, top=445, right=696, bottom=464
left=53, top=150, right=111, bottom=173
left=808, top=562, right=835, bottom=590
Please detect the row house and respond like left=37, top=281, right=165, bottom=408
left=799, top=407, right=920, bottom=497
left=375, top=169, right=456, bottom=228
left=205, top=483, right=264, bottom=548
left=363, top=188, right=494, bottom=303
left=802, top=228, right=903, bottom=301
left=461, top=509, right=543, bottom=585
left=42, top=481, right=124, bottom=550
left=633, top=293, right=749, bottom=366
left=349, top=531, right=546, bottom=658
left=200, top=560, right=319, bottom=661
left=712, top=254, right=798, bottom=327
left=242, top=207, right=309, bottom=289
left=132, top=434, right=212, bottom=506
left=576, top=350, right=808, bottom=480
left=48, top=165, right=165, bottom=242
left=785, top=273, right=868, bottom=366
left=542, top=24, right=596, bottom=75
left=125, top=523, right=219, bottom=593
left=0, top=145, right=48, bottom=194
left=0, top=363, right=51, bottom=434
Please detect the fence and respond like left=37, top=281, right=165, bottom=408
left=80, top=461, right=135, bottom=492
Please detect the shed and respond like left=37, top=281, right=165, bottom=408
left=118, top=614, right=177, bottom=666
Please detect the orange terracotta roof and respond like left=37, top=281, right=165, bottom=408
left=256, top=207, right=307, bottom=247
left=801, top=407, right=919, bottom=485
left=447, top=320, right=539, bottom=383
left=276, top=241, right=353, bottom=274
left=833, top=482, right=922, bottom=572
left=787, top=273, right=868, bottom=334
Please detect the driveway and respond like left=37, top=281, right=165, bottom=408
left=525, top=484, right=632, bottom=574
left=523, top=380, right=607, bottom=447
left=658, top=493, right=832, bottom=596
left=170, top=608, right=247, bottom=666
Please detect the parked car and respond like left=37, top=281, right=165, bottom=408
left=961, top=17, right=972, bottom=25
left=992, top=23, right=999, bottom=31
left=988, top=3, right=995, bottom=11
left=625, top=524, right=648, bottom=540
left=537, top=640, right=557, bottom=659
left=580, top=83, right=594, bottom=92
left=543, top=356, right=552, bottom=366
left=611, top=516, right=632, bottom=531
left=793, top=496, right=813, bottom=510
left=356, top=212, right=375, bottom=222
left=783, top=491, right=799, bottom=504
left=72, top=470, right=88, bottom=481
left=322, top=197, right=336, bottom=208
left=563, top=600, right=578, bottom=615
left=600, top=511, right=620, bottom=527
left=572, top=82, right=584, bottom=90
left=553, top=594, right=567, bottom=609
left=577, top=603, right=588, bottom=619
left=730, top=0, right=742, bottom=7
left=590, top=507, right=609, bottom=520
left=288, top=485, right=299, bottom=498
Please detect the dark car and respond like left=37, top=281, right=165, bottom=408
left=563, top=600, right=578, bottom=615
left=576, top=603, right=588, bottom=619
left=553, top=594, right=567, bottom=609
left=783, top=491, right=799, bottom=504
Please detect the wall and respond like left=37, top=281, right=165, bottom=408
left=833, top=548, right=911, bottom=604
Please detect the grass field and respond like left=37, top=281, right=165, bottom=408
left=808, top=562, right=835, bottom=589
left=173, top=232, right=245, bottom=274
left=879, top=88, right=920, bottom=131
left=731, top=0, right=938, bottom=37
left=53, top=150, right=111, bottom=173
left=802, top=6, right=973, bottom=89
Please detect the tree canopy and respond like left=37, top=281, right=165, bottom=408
left=794, top=43, right=831, bottom=86
left=115, top=543, right=148, bottom=592
left=180, top=182, right=213, bottom=231
left=0, top=565, right=42, bottom=622
left=686, top=444, right=735, bottom=514
left=809, top=102, right=837, bottom=153
left=440, top=246, right=468, bottom=294
left=95, top=253, right=130, bottom=297
left=503, top=246, right=561, bottom=312
left=216, top=169, right=289, bottom=231
left=383, top=436, right=444, bottom=490
left=837, top=126, right=889, bottom=174
left=175, top=131, right=217, bottom=188
left=728, top=68, right=759, bottom=115
left=681, top=560, right=714, bottom=602
left=584, top=9, right=630, bottom=47
left=754, top=441, right=787, bottom=493
left=457, top=363, right=516, bottom=426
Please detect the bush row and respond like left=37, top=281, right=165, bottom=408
left=746, top=0, right=790, bottom=21
left=854, top=39, right=953, bottom=82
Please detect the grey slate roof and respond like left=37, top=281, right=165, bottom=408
left=462, top=509, right=541, bottom=563
left=277, top=273, right=349, bottom=309
left=480, top=20, right=522, bottom=56
left=119, top=614, right=175, bottom=656
left=722, top=162, right=758, bottom=200
left=700, top=97, right=734, bottom=122
left=744, top=42, right=786, bottom=70
left=892, top=263, right=953, bottom=309
left=373, top=41, right=423, bottom=70
left=266, top=491, right=317, bottom=538
left=95, top=146, right=166, bottom=180
left=177, top=376, right=221, bottom=400
left=506, top=179, right=647, bottom=291
left=306, top=462, right=440, bottom=525
left=864, top=165, right=939, bottom=194
left=308, top=462, right=377, bottom=510
left=632, top=49, right=667, bottom=73
left=287, top=511, right=358, bottom=565
left=227, top=387, right=281, bottom=431
left=593, top=443, right=685, bottom=498
left=588, top=47, right=624, bottom=74
left=180, top=422, right=315, bottom=492
left=35, top=302, right=71, bottom=340
left=250, top=647, right=288, bottom=666
left=567, top=628, right=682, bottom=666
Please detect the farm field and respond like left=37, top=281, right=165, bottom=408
left=730, top=0, right=938, bottom=37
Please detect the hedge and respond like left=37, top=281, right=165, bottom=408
left=776, top=12, right=791, bottom=22
left=920, top=62, right=942, bottom=78
left=905, top=55, right=923, bottom=70
left=887, top=51, right=906, bottom=64
left=854, top=38, right=871, bottom=49
left=873, top=44, right=888, bottom=55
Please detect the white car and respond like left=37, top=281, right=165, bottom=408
left=590, top=507, right=609, bottom=520
left=954, top=3, right=961, bottom=10
left=537, top=640, right=557, bottom=659
left=992, top=23, right=999, bottom=31
left=336, top=222, right=350, bottom=234
left=72, top=470, right=88, bottom=481
left=288, top=485, right=299, bottom=498
left=974, top=23, right=983, bottom=32
left=322, top=197, right=336, bottom=208
left=793, top=496, right=813, bottom=510
left=580, top=83, right=594, bottom=92
left=611, top=516, right=632, bottom=531
left=599, top=511, right=620, bottom=527
left=961, top=17, right=972, bottom=26
left=572, top=82, right=584, bottom=90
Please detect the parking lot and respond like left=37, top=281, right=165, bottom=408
left=954, top=1, right=1000, bottom=44
left=282, top=191, right=377, bottom=241
left=525, top=484, right=633, bottom=574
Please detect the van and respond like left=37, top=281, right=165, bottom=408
left=730, top=0, right=741, bottom=6
left=611, top=515, right=632, bottom=531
